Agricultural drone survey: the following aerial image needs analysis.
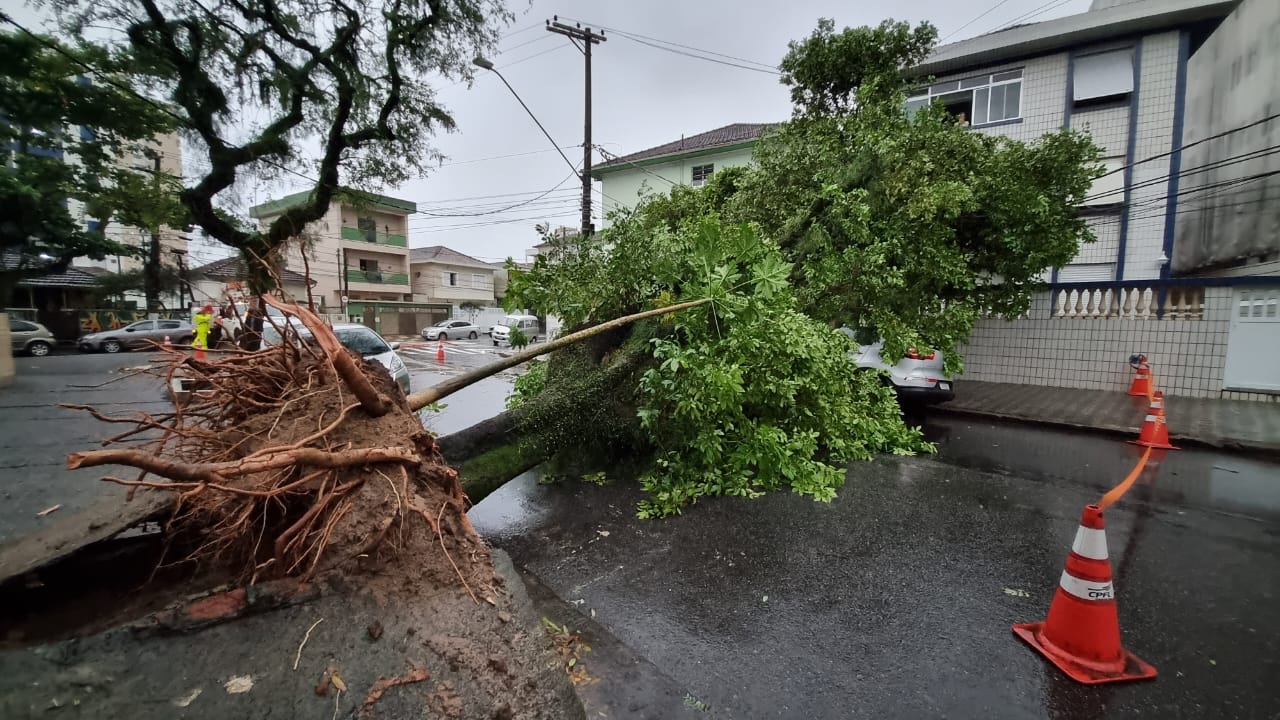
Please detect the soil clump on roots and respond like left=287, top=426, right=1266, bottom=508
left=23, top=300, right=583, bottom=719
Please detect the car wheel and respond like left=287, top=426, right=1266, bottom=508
left=468, top=331, right=477, bottom=340
left=177, top=335, right=193, bottom=346
left=103, top=339, right=123, bottom=354
left=493, top=340, right=498, bottom=347
left=28, top=341, right=51, bottom=357
left=438, top=332, right=448, bottom=341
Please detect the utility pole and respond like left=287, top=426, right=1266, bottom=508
left=546, top=17, right=605, bottom=238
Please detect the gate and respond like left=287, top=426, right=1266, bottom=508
left=1224, top=287, right=1280, bottom=392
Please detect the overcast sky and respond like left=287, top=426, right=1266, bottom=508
left=16, top=0, right=1093, bottom=267
left=388, top=0, right=1093, bottom=265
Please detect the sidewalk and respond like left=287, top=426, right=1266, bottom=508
left=935, top=380, right=1280, bottom=456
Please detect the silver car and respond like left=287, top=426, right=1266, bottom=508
left=78, top=319, right=194, bottom=353
left=262, top=321, right=410, bottom=395
left=9, top=319, right=56, bottom=357
left=840, top=326, right=955, bottom=404
left=422, top=319, right=480, bottom=341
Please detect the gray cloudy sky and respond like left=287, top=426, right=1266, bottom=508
left=384, top=0, right=1092, bottom=264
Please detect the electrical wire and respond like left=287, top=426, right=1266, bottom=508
left=608, top=31, right=781, bottom=75
left=556, top=15, right=778, bottom=71
left=985, top=0, right=1075, bottom=35
left=594, top=146, right=679, bottom=186
left=1091, top=111, right=1280, bottom=182
left=413, top=169, right=580, bottom=217
left=941, top=0, right=1019, bottom=43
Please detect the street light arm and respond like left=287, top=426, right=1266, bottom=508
left=473, top=57, right=581, bottom=178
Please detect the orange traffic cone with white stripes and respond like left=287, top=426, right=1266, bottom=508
left=1127, top=356, right=1151, bottom=396
left=436, top=337, right=445, bottom=364
left=1131, top=391, right=1178, bottom=450
left=1013, top=504, right=1157, bottom=684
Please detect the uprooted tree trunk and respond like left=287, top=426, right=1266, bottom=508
left=63, top=296, right=708, bottom=587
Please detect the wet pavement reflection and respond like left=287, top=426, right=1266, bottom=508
left=471, top=412, right=1280, bottom=719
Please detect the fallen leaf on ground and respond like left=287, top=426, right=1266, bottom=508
left=596, top=530, right=610, bottom=537
left=223, top=675, right=254, bottom=694
left=1003, top=588, right=1031, bottom=598
left=173, top=688, right=203, bottom=707
left=331, top=671, right=348, bottom=693
left=36, top=505, right=61, bottom=517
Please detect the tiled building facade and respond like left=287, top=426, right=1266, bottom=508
left=918, top=0, right=1279, bottom=399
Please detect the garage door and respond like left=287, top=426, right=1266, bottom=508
left=1223, top=287, right=1280, bottom=392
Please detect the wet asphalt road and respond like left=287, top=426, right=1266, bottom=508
left=471, top=415, right=1280, bottom=719
left=5, top=352, right=1278, bottom=718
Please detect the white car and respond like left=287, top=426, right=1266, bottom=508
left=262, top=321, right=410, bottom=395
left=490, top=314, right=541, bottom=346
left=839, top=327, right=954, bottom=405
left=422, top=319, right=480, bottom=341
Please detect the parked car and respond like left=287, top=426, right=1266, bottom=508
left=422, top=319, right=480, bottom=341
left=490, top=314, right=542, bottom=346
left=78, top=319, right=194, bottom=353
left=262, top=321, right=410, bottom=395
left=839, top=326, right=954, bottom=404
left=218, top=302, right=288, bottom=341
left=8, top=319, right=56, bottom=357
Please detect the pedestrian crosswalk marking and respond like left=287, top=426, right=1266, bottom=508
left=400, top=344, right=492, bottom=357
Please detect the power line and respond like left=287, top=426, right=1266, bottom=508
left=1081, top=141, right=1280, bottom=203
left=942, top=0, right=1019, bottom=43
left=557, top=16, right=778, bottom=71
left=985, top=0, right=1074, bottom=36
left=610, top=31, right=781, bottom=75
left=413, top=169, right=579, bottom=217
left=434, top=145, right=580, bottom=169
left=594, top=145, right=679, bottom=186
left=1094, top=111, right=1280, bottom=182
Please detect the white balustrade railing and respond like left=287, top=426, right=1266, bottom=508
left=1052, top=285, right=1205, bottom=320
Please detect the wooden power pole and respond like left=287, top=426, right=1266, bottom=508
left=546, top=17, right=605, bottom=238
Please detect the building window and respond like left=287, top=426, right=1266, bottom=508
left=1082, top=157, right=1126, bottom=207
left=691, top=163, right=714, bottom=187
left=1072, top=49, right=1134, bottom=106
left=471, top=273, right=486, bottom=289
left=357, top=216, right=377, bottom=242
left=443, top=271, right=458, bottom=287
left=907, top=69, right=1023, bottom=126
left=359, top=259, right=379, bottom=271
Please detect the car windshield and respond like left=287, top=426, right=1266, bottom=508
left=500, top=317, right=523, bottom=327
left=334, top=328, right=390, bottom=357
left=434, top=320, right=452, bottom=327
left=261, top=326, right=390, bottom=357
left=125, top=321, right=153, bottom=330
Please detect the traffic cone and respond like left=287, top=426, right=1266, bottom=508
left=1013, top=504, right=1157, bottom=685
left=163, top=335, right=171, bottom=348
left=436, top=338, right=445, bottom=364
left=1131, top=391, right=1178, bottom=450
left=1127, top=357, right=1151, bottom=397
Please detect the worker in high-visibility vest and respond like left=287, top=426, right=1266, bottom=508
left=193, top=304, right=214, bottom=350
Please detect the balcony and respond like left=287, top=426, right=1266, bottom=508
left=346, top=268, right=409, bottom=286
left=341, top=226, right=407, bottom=248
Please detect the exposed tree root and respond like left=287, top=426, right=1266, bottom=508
left=63, top=299, right=488, bottom=588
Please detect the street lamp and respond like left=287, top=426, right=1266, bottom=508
left=472, top=56, right=589, bottom=234
left=472, top=56, right=578, bottom=177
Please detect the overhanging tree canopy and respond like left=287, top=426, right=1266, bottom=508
left=49, top=0, right=508, bottom=290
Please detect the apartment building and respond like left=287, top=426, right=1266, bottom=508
left=250, top=190, right=450, bottom=335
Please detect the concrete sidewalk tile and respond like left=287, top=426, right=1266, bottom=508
left=935, top=381, right=1280, bottom=455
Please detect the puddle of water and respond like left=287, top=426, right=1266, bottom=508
left=411, top=372, right=513, bottom=437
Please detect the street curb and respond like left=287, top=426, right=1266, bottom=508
left=125, top=576, right=328, bottom=638
left=931, top=404, right=1280, bottom=460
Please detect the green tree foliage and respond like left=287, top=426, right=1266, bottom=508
left=727, top=21, right=1100, bottom=366
left=0, top=28, right=181, bottom=304
left=48, top=0, right=508, bottom=291
left=506, top=18, right=1101, bottom=516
